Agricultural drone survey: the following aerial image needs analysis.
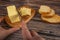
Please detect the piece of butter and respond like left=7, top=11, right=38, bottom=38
left=19, top=7, right=31, bottom=16
left=7, top=5, right=21, bottom=23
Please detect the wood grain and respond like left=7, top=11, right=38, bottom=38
left=0, top=0, right=60, bottom=40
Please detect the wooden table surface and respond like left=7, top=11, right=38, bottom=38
left=0, top=0, right=60, bottom=40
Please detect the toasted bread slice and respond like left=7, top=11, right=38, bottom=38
left=41, top=9, right=55, bottom=17
left=41, top=15, right=60, bottom=23
left=39, top=5, right=51, bottom=14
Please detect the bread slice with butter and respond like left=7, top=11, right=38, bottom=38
left=39, top=5, right=51, bottom=14
left=7, top=5, right=21, bottom=23
left=18, top=7, right=31, bottom=16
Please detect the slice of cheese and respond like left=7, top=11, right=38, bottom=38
left=39, top=5, right=51, bottom=14
left=7, top=5, right=21, bottom=23
left=19, top=7, right=31, bottom=16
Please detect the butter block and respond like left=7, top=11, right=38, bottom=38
left=7, top=5, right=21, bottom=23
left=19, top=7, right=31, bottom=16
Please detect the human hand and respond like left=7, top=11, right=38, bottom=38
left=0, top=17, right=20, bottom=40
left=21, top=21, right=45, bottom=40
left=0, top=17, right=4, bottom=22
left=0, top=26, right=20, bottom=40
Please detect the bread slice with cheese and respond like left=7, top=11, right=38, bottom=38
left=18, top=7, right=31, bottom=16
left=7, top=5, right=21, bottom=23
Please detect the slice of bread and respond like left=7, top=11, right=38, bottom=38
left=39, top=5, right=51, bottom=14
left=41, top=9, right=55, bottom=17
left=41, top=15, right=60, bottom=23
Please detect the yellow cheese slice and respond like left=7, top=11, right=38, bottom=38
left=19, top=7, right=31, bottom=16
left=7, top=5, right=21, bottom=23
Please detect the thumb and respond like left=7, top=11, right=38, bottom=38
left=6, top=27, right=20, bottom=35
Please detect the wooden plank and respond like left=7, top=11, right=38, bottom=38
left=0, top=0, right=60, bottom=40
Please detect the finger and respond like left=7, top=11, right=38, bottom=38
left=6, top=27, right=20, bottom=35
left=22, top=29, right=33, bottom=40
left=0, top=17, right=4, bottom=22
left=0, top=26, right=5, bottom=31
left=21, top=21, right=32, bottom=40
left=31, top=30, right=40, bottom=36
left=31, top=30, right=45, bottom=40
left=21, top=21, right=26, bottom=28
